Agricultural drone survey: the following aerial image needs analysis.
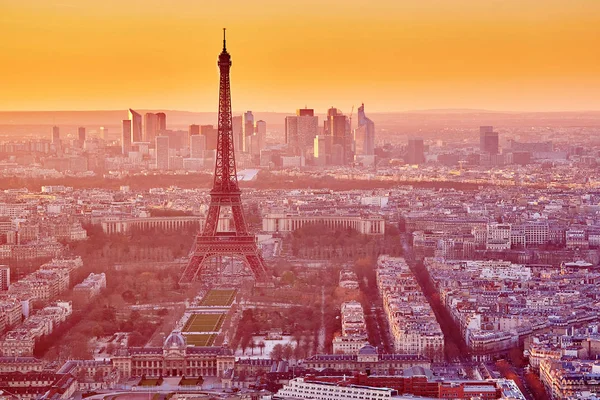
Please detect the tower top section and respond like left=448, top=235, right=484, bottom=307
left=219, top=28, right=231, bottom=69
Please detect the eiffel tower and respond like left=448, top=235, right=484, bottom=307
left=179, top=29, right=268, bottom=284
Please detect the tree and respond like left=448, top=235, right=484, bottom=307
left=240, top=333, right=252, bottom=355
left=258, top=341, right=266, bottom=355
left=271, top=344, right=284, bottom=361
left=249, top=340, right=256, bottom=355
left=293, top=344, right=305, bottom=361
left=282, top=343, right=294, bottom=361
left=281, top=271, right=296, bottom=286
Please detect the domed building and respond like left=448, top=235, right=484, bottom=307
left=111, top=330, right=234, bottom=379
left=164, top=331, right=187, bottom=350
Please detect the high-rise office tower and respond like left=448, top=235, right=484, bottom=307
left=285, top=108, right=319, bottom=157
left=330, top=113, right=351, bottom=164
left=480, top=126, right=499, bottom=155
left=201, top=125, right=218, bottom=151
left=78, top=127, right=86, bottom=145
left=406, top=138, right=426, bottom=164
left=190, top=134, right=206, bottom=159
left=0, top=266, right=9, bottom=291
left=232, top=116, right=243, bottom=153
left=189, top=124, right=204, bottom=159
left=156, top=112, right=167, bottom=131
left=155, top=136, right=170, bottom=170
left=314, top=135, right=333, bottom=166
left=251, top=120, right=267, bottom=157
left=129, top=109, right=142, bottom=142
left=122, top=120, right=132, bottom=154
left=189, top=124, right=200, bottom=136
left=144, top=113, right=159, bottom=143
left=100, top=126, right=109, bottom=141
left=243, top=111, right=254, bottom=153
left=355, top=103, right=375, bottom=156
left=51, top=126, right=60, bottom=144
left=324, top=107, right=341, bottom=135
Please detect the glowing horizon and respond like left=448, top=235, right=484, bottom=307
left=1, top=0, right=599, bottom=113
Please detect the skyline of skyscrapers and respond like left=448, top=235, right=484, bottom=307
left=82, top=104, right=377, bottom=168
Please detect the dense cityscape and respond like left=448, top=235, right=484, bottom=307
left=2, top=2, right=600, bottom=399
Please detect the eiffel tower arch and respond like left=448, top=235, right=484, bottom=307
left=179, top=29, right=268, bottom=285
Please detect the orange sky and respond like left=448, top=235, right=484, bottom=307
left=1, top=0, right=599, bottom=112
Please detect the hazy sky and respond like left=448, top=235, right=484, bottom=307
left=1, top=0, right=599, bottom=112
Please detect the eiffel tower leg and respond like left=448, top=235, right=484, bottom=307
left=244, top=253, right=268, bottom=281
left=179, top=254, right=207, bottom=284
left=231, top=203, right=248, bottom=235
left=203, top=204, right=221, bottom=236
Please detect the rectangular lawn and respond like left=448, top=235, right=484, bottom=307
left=182, top=313, right=226, bottom=333
left=199, top=289, right=237, bottom=307
left=184, top=333, right=217, bottom=346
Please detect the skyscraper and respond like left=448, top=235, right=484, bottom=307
left=155, top=136, right=170, bottom=170
left=201, top=125, right=218, bottom=151
left=156, top=112, right=167, bottom=131
left=129, top=109, right=142, bottom=142
left=0, top=266, right=9, bottom=291
left=355, top=103, right=375, bottom=156
left=51, top=126, right=60, bottom=144
left=190, top=134, right=206, bottom=159
left=189, top=124, right=200, bottom=136
left=144, top=113, right=159, bottom=143
left=78, top=127, right=86, bottom=145
left=285, top=108, right=318, bottom=157
left=331, top=114, right=351, bottom=164
left=189, top=124, right=205, bottom=159
left=122, top=120, right=132, bottom=154
left=243, top=111, right=254, bottom=153
left=252, top=120, right=267, bottom=157
left=480, top=126, right=499, bottom=155
left=232, top=115, right=243, bottom=154
left=100, top=126, right=109, bottom=141
left=314, top=135, right=333, bottom=166
left=406, top=138, right=426, bottom=164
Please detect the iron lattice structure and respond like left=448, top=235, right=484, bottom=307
left=179, top=30, right=268, bottom=284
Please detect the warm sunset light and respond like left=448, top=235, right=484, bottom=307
left=2, top=1, right=600, bottom=397
left=1, top=0, right=599, bottom=112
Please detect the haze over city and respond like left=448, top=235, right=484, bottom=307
left=0, top=1, right=600, bottom=400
